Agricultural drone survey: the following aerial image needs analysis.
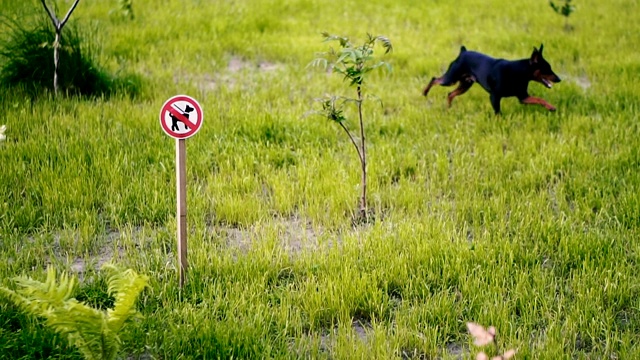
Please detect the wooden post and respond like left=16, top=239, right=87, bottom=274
left=176, top=139, right=187, bottom=287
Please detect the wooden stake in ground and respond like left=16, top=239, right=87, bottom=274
left=176, top=139, right=187, bottom=287
left=40, top=0, right=81, bottom=95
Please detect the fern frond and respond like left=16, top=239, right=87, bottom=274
left=103, top=264, right=149, bottom=334
left=44, top=301, right=111, bottom=360
left=4, top=266, right=76, bottom=314
left=0, top=267, right=116, bottom=360
left=0, top=265, right=147, bottom=360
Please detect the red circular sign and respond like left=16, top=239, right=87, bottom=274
left=159, top=95, right=203, bottom=139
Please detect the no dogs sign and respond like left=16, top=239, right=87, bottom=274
left=159, top=95, right=203, bottom=139
left=159, top=94, right=204, bottom=287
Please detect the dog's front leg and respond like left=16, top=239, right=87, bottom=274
left=520, top=96, right=556, bottom=111
left=490, top=94, right=502, bottom=114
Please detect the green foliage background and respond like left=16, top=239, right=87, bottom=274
left=0, top=0, right=639, bottom=359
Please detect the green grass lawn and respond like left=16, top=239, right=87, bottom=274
left=1, top=0, right=639, bottom=358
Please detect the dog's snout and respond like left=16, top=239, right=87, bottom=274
left=554, top=75, right=561, bottom=82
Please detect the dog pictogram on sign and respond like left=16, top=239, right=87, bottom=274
left=159, top=95, right=203, bottom=139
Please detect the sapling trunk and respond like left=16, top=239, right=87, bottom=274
left=53, top=31, right=60, bottom=93
left=356, top=85, right=367, bottom=220
left=40, top=0, right=81, bottom=95
left=564, top=16, right=572, bottom=31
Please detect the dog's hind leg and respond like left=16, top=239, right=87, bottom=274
left=423, top=77, right=443, bottom=96
left=423, top=74, right=461, bottom=96
left=423, top=56, right=466, bottom=97
left=447, top=76, right=474, bottom=107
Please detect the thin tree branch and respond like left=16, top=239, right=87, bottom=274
left=338, top=121, right=363, bottom=164
left=59, top=0, right=81, bottom=29
left=40, top=0, right=60, bottom=29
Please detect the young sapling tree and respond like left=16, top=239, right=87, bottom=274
left=39, top=0, right=81, bottom=95
left=550, top=0, right=576, bottom=31
left=309, top=32, right=392, bottom=222
left=111, top=0, right=135, bottom=20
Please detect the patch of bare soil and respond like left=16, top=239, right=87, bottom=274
left=177, top=55, right=284, bottom=93
left=443, top=342, right=467, bottom=359
left=307, top=319, right=465, bottom=359
left=217, top=215, right=339, bottom=255
left=317, top=318, right=372, bottom=353
left=41, top=226, right=171, bottom=280
left=227, top=56, right=282, bottom=73
left=33, top=229, right=122, bottom=280
left=69, top=230, right=124, bottom=275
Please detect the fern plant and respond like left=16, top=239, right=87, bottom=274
left=0, top=264, right=149, bottom=360
left=309, top=32, right=392, bottom=222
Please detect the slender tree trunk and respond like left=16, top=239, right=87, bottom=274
left=356, top=85, right=367, bottom=220
left=53, top=31, right=60, bottom=94
left=40, top=0, right=81, bottom=96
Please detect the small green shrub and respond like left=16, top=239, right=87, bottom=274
left=0, top=16, right=140, bottom=97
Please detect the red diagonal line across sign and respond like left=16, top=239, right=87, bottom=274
left=167, top=105, right=197, bottom=128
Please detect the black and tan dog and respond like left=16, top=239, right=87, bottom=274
left=423, top=44, right=561, bottom=114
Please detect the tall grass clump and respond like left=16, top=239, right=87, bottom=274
left=0, top=16, right=139, bottom=97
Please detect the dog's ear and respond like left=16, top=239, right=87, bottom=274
left=539, top=44, right=544, bottom=54
left=530, top=47, right=540, bottom=64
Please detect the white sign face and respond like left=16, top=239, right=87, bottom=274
left=159, top=95, right=203, bottom=139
